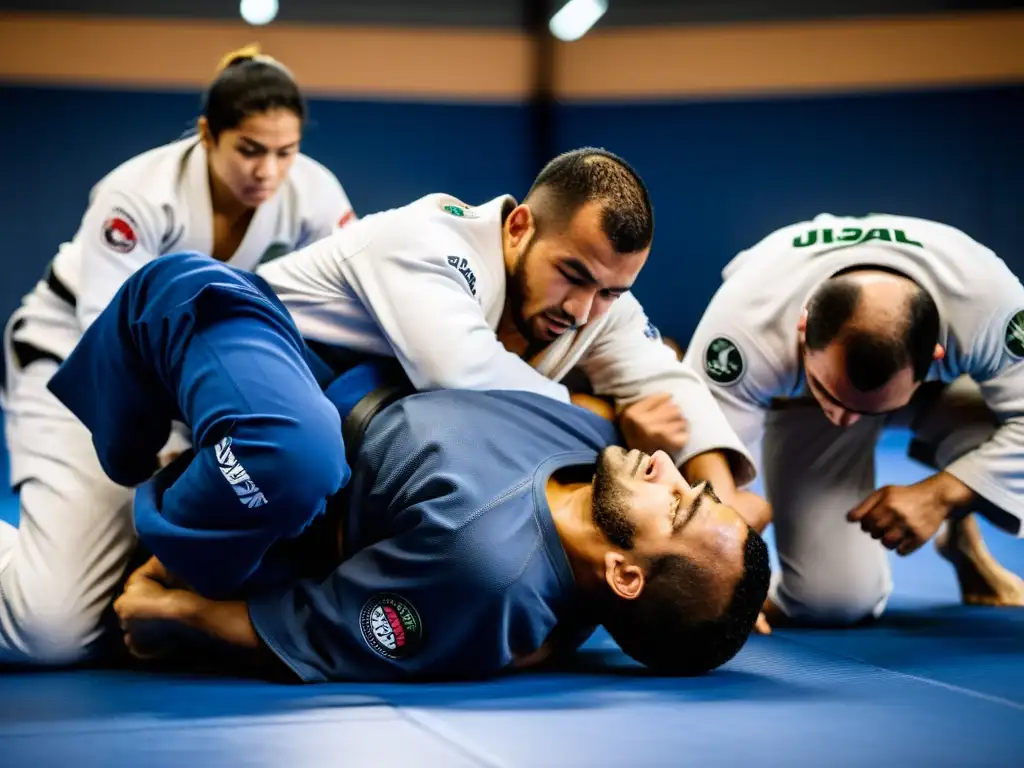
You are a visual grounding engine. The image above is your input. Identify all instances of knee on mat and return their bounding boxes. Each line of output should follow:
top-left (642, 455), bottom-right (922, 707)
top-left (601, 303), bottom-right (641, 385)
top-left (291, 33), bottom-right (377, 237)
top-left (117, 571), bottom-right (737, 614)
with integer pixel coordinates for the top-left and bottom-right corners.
top-left (775, 579), bottom-right (891, 627)
top-left (8, 599), bottom-right (103, 665)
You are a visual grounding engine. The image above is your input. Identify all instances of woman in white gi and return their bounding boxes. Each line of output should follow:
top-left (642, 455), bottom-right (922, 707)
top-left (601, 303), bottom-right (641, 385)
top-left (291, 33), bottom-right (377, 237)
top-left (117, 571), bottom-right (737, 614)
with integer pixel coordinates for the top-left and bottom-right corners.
top-left (0, 45), bottom-right (356, 665)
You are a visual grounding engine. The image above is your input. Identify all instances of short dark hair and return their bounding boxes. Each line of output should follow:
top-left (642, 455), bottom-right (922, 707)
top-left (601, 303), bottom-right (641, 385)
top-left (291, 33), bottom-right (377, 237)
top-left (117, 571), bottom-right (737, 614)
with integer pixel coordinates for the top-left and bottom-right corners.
top-left (524, 147), bottom-right (654, 254)
top-left (601, 527), bottom-right (771, 676)
top-left (805, 275), bottom-right (939, 390)
top-left (202, 49), bottom-right (307, 140)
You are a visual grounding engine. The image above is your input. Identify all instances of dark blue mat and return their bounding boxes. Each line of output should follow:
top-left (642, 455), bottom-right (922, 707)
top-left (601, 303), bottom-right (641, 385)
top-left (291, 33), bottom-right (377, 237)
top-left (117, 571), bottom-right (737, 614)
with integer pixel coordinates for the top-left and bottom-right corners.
top-left (0, 428), bottom-right (1021, 766)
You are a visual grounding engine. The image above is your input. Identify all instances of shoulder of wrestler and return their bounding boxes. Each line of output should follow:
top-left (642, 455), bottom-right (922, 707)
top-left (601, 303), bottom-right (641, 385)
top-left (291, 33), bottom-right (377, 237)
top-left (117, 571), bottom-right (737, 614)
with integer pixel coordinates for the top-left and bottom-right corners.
top-left (281, 153), bottom-right (354, 219)
top-left (83, 139), bottom-right (192, 244)
top-left (339, 193), bottom-right (467, 258)
top-left (719, 214), bottom-right (830, 281)
top-left (686, 320), bottom-right (791, 406)
top-left (387, 193), bottom-right (501, 297)
top-left (84, 192), bottom-right (167, 255)
top-left (389, 479), bottom-right (546, 590)
top-left (92, 137), bottom-right (193, 204)
top-left (896, 218), bottom-right (1024, 374)
top-left (953, 268), bottom-right (1024, 378)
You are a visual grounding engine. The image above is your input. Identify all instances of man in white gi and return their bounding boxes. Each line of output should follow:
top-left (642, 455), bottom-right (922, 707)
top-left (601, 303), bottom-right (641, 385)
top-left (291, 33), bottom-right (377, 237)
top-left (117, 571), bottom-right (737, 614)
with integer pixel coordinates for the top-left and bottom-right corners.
top-left (683, 212), bottom-right (1024, 630)
top-left (259, 147), bottom-right (767, 533)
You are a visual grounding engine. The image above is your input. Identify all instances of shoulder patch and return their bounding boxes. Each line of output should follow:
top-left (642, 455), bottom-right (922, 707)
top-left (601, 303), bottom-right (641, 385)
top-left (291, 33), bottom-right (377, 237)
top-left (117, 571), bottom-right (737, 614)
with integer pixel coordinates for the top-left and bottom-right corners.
top-left (704, 336), bottom-right (745, 385)
top-left (447, 255), bottom-right (478, 296)
top-left (338, 210), bottom-right (356, 229)
top-left (102, 207), bottom-right (140, 254)
top-left (440, 196), bottom-right (478, 219)
top-left (360, 593), bottom-right (423, 661)
top-left (1005, 309), bottom-right (1024, 359)
top-left (643, 318), bottom-right (661, 340)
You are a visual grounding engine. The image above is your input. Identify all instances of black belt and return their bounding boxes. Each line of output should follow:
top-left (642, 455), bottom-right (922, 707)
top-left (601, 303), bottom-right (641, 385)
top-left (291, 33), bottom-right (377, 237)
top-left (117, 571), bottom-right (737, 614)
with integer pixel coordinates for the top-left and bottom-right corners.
top-left (5, 263), bottom-right (76, 378)
top-left (46, 262), bottom-right (77, 308)
top-left (340, 376), bottom-right (414, 464)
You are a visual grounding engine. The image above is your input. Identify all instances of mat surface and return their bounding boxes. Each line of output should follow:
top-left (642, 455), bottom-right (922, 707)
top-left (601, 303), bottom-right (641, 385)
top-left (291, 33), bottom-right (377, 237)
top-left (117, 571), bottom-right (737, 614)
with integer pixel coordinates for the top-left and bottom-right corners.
top-left (0, 428), bottom-right (1021, 766)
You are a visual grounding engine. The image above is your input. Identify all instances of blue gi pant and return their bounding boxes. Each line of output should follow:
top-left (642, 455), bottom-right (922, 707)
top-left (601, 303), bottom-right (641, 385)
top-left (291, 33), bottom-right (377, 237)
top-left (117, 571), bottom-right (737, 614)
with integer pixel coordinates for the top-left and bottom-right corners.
top-left (48, 253), bottom-right (350, 599)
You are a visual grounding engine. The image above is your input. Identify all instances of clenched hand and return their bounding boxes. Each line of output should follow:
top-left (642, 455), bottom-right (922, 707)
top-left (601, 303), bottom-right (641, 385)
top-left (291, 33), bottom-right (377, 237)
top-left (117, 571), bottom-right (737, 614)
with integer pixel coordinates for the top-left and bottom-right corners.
top-left (618, 393), bottom-right (690, 457)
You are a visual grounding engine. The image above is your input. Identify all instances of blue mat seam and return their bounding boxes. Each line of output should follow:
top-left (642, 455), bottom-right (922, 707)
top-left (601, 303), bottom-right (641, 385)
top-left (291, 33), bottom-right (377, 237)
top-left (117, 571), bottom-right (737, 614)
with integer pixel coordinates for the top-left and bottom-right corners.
top-left (395, 707), bottom-right (505, 768)
top-left (777, 634), bottom-right (1024, 713)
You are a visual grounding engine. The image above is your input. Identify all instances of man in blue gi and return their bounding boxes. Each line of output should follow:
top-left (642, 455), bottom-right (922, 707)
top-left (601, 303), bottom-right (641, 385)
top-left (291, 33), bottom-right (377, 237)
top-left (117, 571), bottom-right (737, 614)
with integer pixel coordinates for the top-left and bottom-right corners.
top-left (48, 254), bottom-right (770, 681)
top-left (113, 384), bottom-right (770, 682)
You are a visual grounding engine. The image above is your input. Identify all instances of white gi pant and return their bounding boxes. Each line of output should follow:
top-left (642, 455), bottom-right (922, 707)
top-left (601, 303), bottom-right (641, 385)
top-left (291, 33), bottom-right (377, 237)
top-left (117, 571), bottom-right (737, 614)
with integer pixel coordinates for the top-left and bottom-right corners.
top-left (0, 308), bottom-right (191, 665)
top-left (0, 351), bottom-right (134, 664)
top-left (764, 376), bottom-right (1010, 625)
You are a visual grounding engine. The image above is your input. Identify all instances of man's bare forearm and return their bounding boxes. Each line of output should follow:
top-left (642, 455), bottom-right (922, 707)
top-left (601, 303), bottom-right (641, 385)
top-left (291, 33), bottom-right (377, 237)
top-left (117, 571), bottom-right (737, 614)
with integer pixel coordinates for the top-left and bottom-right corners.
top-left (683, 449), bottom-right (772, 531)
top-left (682, 450), bottom-right (739, 499)
top-left (178, 592), bottom-right (261, 650)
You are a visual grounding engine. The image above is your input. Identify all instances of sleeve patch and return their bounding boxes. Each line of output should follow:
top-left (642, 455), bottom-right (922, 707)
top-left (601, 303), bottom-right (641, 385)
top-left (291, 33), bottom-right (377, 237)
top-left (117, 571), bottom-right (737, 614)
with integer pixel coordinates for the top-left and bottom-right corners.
top-left (1005, 309), bottom-right (1024, 359)
top-left (704, 336), bottom-right (746, 385)
top-left (360, 593), bottom-right (424, 660)
top-left (101, 207), bottom-right (140, 253)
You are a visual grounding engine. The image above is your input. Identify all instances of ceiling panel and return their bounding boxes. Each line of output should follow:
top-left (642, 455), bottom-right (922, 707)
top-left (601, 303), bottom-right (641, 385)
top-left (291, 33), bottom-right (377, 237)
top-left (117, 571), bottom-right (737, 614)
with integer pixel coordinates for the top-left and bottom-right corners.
top-left (0, 0), bottom-right (1020, 28)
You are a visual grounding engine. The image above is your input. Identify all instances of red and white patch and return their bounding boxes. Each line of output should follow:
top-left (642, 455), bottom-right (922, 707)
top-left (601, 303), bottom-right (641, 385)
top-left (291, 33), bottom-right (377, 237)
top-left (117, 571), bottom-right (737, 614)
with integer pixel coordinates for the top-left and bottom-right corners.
top-left (359, 593), bottom-right (423, 660)
top-left (101, 208), bottom-right (139, 254)
top-left (337, 210), bottom-right (356, 229)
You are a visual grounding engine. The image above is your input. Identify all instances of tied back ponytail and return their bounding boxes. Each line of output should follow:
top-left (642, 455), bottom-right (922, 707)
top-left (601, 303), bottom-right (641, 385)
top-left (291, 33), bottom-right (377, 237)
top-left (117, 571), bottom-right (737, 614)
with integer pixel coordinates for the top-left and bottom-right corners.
top-left (202, 44), bottom-right (306, 139)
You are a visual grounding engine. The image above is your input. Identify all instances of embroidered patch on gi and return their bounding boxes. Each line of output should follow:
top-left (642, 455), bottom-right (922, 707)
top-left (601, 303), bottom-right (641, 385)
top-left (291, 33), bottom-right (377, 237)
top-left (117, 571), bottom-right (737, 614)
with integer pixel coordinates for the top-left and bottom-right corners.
top-left (643, 318), bottom-right (661, 340)
top-left (447, 255), bottom-right (478, 296)
top-left (215, 436), bottom-right (268, 508)
top-left (704, 336), bottom-right (745, 386)
top-left (102, 207), bottom-right (139, 253)
top-left (360, 593), bottom-right (423, 660)
top-left (440, 196), bottom-right (478, 219)
top-left (337, 210), bottom-right (356, 228)
top-left (1005, 309), bottom-right (1024, 359)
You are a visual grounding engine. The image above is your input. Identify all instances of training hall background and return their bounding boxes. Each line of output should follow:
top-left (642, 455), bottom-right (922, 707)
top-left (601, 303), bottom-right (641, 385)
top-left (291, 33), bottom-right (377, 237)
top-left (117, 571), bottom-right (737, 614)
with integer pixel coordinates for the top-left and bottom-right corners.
top-left (0, 0), bottom-right (1022, 359)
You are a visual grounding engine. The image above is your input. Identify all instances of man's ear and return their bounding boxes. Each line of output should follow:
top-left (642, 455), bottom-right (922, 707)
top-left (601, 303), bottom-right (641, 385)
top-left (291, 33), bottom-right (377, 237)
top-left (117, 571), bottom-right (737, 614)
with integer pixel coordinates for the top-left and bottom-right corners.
top-left (604, 551), bottom-right (645, 600)
top-left (797, 307), bottom-right (808, 334)
top-left (505, 204), bottom-right (534, 248)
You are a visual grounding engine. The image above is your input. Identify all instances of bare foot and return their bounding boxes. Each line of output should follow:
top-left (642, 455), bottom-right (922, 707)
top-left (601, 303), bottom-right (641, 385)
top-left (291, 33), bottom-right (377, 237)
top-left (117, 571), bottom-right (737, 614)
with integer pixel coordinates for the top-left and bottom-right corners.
top-left (935, 514), bottom-right (1024, 606)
